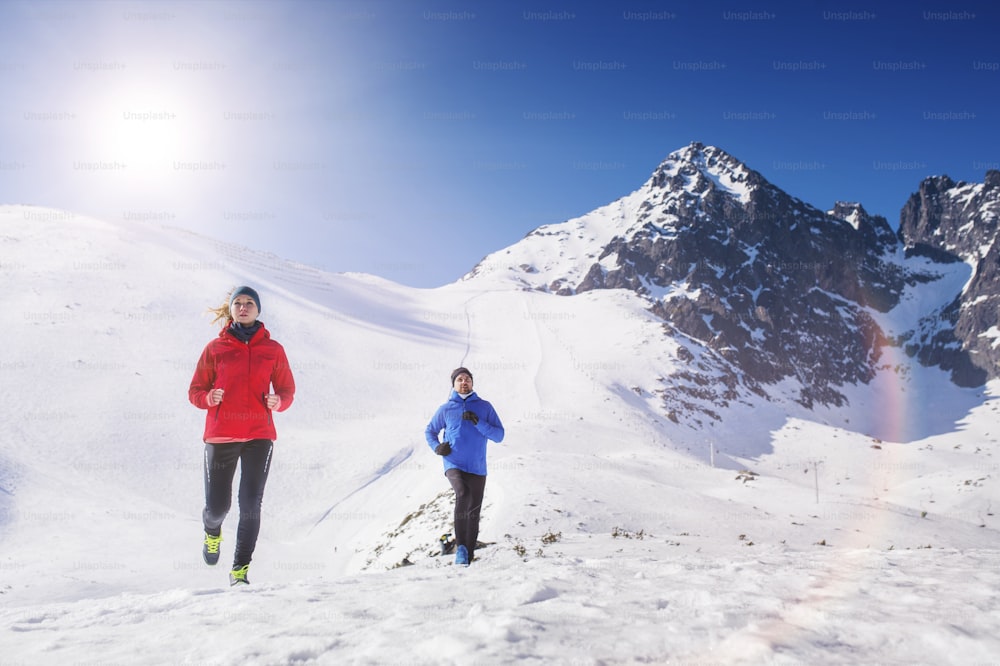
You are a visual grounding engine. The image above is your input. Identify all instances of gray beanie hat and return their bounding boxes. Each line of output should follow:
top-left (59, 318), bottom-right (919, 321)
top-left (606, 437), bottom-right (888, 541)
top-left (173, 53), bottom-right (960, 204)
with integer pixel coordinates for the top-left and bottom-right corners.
top-left (450, 367), bottom-right (473, 384)
top-left (230, 285), bottom-right (261, 313)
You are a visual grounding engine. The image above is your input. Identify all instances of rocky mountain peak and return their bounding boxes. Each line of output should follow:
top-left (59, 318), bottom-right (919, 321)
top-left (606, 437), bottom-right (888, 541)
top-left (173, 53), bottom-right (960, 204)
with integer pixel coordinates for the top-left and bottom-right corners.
top-left (649, 143), bottom-right (757, 194)
top-left (829, 201), bottom-right (868, 228)
top-left (643, 144), bottom-right (771, 225)
top-left (466, 144), bottom-right (1000, 420)
top-left (899, 173), bottom-right (1000, 259)
top-left (829, 201), bottom-right (897, 254)
top-left (896, 171), bottom-right (1000, 386)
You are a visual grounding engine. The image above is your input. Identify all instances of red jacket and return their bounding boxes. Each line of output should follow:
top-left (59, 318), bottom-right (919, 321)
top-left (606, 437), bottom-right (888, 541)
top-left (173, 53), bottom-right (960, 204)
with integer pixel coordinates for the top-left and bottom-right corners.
top-left (188, 323), bottom-right (295, 443)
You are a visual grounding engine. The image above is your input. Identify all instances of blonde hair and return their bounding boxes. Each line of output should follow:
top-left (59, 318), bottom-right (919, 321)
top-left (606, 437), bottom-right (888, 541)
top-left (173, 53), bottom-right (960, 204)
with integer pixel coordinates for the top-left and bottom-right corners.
top-left (208, 288), bottom-right (236, 327)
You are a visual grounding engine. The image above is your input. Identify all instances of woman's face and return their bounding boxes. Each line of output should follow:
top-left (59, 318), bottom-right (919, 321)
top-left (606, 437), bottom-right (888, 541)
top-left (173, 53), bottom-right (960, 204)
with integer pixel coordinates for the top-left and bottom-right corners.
top-left (230, 296), bottom-right (259, 325)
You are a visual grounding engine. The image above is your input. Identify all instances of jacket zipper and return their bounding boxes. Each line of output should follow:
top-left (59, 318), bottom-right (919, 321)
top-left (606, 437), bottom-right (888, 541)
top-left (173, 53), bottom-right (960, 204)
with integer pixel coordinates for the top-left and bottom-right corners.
top-left (247, 337), bottom-right (272, 426)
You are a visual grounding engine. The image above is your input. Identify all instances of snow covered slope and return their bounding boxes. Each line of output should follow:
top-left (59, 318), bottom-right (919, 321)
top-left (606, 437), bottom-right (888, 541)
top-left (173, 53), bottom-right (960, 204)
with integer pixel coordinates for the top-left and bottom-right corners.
top-left (1, 205), bottom-right (999, 664)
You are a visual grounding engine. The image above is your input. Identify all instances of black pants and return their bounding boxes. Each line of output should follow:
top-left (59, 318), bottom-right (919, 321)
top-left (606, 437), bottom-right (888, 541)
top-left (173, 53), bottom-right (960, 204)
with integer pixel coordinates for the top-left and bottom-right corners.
top-left (445, 468), bottom-right (487, 560)
top-left (203, 439), bottom-right (273, 568)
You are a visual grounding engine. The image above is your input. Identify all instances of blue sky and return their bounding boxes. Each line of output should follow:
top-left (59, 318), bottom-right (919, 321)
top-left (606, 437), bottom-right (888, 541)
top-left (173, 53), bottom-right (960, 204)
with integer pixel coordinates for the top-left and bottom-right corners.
top-left (0, 0), bottom-right (997, 287)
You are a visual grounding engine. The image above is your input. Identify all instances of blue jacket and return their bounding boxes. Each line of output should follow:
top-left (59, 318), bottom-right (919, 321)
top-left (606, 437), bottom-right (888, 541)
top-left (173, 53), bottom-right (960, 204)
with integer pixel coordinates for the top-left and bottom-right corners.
top-left (425, 391), bottom-right (505, 475)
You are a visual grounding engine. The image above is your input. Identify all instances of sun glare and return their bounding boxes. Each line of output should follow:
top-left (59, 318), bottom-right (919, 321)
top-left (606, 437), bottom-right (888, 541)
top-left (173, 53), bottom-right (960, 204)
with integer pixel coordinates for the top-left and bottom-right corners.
top-left (64, 71), bottom-right (225, 213)
top-left (88, 83), bottom-right (202, 177)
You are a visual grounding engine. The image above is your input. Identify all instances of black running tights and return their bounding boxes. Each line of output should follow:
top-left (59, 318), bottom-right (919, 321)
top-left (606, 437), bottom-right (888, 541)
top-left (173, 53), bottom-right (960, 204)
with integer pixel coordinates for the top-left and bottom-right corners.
top-left (203, 440), bottom-right (273, 568)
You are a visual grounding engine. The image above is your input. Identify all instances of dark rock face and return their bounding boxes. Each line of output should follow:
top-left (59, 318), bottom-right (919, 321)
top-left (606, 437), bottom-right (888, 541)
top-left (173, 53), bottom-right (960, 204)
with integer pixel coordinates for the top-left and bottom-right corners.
top-left (897, 171), bottom-right (1000, 386)
top-left (574, 143), bottom-right (910, 408)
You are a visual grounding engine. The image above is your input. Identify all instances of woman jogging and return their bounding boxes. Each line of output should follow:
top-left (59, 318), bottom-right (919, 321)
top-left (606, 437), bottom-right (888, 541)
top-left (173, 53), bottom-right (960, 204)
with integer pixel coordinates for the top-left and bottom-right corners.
top-left (424, 367), bottom-right (505, 566)
top-left (188, 285), bottom-right (295, 585)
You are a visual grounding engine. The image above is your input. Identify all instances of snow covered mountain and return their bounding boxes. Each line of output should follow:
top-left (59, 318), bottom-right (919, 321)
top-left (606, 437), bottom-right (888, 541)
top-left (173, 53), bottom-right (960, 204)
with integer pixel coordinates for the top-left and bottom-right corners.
top-left (1, 159), bottom-right (999, 665)
top-left (898, 170), bottom-right (1000, 386)
top-left (466, 142), bottom-right (1000, 422)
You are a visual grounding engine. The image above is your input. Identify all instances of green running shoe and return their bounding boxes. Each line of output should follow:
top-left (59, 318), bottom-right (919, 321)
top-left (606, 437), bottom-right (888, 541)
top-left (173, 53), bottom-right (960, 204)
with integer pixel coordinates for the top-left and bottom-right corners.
top-left (229, 564), bottom-right (250, 586)
top-left (203, 533), bottom-right (223, 566)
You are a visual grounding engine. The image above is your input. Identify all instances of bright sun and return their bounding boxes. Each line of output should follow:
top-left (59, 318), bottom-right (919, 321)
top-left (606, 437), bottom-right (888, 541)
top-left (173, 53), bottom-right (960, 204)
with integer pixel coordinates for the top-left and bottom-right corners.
top-left (71, 74), bottom-right (220, 199)
top-left (96, 85), bottom-right (200, 174)
top-left (68, 74), bottom-right (223, 212)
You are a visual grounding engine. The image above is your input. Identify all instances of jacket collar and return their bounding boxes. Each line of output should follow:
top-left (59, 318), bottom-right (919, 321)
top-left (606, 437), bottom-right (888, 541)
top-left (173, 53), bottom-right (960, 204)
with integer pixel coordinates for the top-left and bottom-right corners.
top-left (220, 320), bottom-right (268, 343)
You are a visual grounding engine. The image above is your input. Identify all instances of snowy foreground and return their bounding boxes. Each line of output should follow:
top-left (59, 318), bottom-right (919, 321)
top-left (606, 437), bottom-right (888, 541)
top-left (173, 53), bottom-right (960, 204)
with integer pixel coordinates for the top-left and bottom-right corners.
top-left (2, 206), bottom-right (999, 664)
top-left (5, 539), bottom-right (1000, 665)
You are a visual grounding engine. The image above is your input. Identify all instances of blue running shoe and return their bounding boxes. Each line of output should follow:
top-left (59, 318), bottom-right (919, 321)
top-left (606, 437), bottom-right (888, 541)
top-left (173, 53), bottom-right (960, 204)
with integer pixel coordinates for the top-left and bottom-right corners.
top-left (455, 545), bottom-right (469, 566)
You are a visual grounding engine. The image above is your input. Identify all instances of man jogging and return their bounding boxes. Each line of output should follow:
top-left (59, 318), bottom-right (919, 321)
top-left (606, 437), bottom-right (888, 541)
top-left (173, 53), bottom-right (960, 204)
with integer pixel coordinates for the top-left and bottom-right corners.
top-left (424, 367), bottom-right (505, 566)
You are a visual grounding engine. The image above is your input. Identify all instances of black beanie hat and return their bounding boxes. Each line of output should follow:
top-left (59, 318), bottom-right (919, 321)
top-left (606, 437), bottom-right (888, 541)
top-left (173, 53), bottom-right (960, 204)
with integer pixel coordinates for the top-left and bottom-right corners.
top-left (230, 285), bottom-right (261, 313)
top-left (450, 367), bottom-right (473, 384)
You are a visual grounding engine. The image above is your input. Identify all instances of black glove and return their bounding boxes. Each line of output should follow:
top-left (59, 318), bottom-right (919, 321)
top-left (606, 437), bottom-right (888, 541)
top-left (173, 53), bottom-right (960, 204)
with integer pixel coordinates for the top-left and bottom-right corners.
top-left (462, 411), bottom-right (479, 426)
top-left (435, 442), bottom-right (452, 456)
